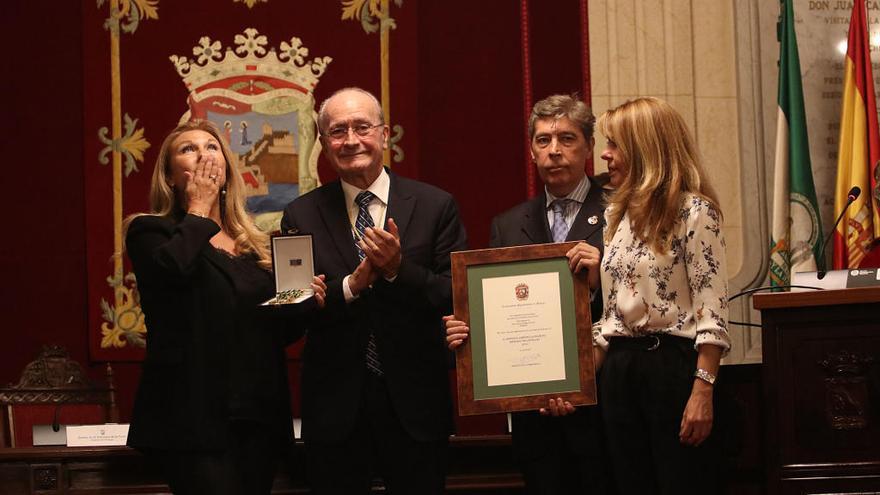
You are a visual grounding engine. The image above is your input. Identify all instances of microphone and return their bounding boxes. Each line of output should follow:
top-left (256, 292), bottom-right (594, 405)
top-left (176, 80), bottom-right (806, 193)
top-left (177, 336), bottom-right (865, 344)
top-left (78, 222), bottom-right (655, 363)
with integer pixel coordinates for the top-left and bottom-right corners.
top-left (848, 186), bottom-right (862, 202)
top-left (817, 186), bottom-right (860, 279)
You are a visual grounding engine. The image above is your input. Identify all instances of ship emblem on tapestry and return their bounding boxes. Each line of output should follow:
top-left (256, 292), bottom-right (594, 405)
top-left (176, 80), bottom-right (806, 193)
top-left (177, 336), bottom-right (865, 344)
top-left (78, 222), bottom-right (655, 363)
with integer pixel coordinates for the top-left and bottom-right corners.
top-left (170, 28), bottom-right (332, 231)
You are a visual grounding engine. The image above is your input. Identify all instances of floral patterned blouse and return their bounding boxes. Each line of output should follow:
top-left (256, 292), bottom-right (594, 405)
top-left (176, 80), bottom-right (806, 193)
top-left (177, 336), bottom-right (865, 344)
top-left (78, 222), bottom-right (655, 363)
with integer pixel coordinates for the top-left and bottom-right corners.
top-left (593, 194), bottom-right (730, 353)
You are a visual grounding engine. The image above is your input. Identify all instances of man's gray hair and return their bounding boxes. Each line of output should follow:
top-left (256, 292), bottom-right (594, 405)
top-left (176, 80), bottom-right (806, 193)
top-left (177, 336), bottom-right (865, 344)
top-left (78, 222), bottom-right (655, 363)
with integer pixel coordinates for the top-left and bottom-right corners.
top-left (317, 87), bottom-right (385, 132)
top-left (528, 94), bottom-right (595, 140)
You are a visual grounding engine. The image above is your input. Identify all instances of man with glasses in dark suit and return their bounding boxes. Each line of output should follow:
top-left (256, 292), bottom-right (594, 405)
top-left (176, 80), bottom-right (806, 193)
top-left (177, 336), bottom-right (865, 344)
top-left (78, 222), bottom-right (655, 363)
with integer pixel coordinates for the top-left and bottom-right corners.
top-left (282, 87), bottom-right (467, 494)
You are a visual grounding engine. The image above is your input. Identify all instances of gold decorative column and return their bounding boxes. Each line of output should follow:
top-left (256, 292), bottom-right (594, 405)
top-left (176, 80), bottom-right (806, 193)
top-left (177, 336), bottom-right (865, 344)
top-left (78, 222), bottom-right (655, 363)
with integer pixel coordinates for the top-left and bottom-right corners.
top-left (95, 0), bottom-right (156, 348)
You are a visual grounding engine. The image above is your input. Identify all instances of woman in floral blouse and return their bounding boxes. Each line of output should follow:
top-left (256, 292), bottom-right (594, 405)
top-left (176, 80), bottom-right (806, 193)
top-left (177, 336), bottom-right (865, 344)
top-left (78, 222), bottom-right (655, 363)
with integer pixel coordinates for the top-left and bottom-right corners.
top-left (594, 97), bottom-right (729, 494)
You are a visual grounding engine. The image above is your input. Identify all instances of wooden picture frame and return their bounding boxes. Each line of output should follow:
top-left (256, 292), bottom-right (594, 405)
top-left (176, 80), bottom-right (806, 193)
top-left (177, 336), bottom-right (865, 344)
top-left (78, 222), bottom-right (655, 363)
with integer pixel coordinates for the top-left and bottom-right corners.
top-left (451, 242), bottom-right (596, 416)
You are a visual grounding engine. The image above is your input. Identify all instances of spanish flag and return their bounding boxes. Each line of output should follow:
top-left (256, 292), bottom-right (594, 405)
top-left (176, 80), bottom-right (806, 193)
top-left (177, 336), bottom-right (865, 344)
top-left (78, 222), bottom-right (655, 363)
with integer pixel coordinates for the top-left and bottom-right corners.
top-left (834, 0), bottom-right (880, 269)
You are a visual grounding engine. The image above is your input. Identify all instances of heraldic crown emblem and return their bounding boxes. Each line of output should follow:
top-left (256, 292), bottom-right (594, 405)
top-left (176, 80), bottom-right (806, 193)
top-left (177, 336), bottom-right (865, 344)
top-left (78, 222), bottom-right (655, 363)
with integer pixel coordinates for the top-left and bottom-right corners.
top-left (170, 28), bottom-right (331, 92)
top-left (168, 29), bottom-right (331, 229)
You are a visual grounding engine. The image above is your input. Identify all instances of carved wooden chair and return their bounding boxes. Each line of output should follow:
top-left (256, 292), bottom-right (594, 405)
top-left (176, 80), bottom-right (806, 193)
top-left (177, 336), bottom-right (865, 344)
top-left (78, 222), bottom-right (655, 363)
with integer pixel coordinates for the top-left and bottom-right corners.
top-left (0, 345), bottom-right (119, 447)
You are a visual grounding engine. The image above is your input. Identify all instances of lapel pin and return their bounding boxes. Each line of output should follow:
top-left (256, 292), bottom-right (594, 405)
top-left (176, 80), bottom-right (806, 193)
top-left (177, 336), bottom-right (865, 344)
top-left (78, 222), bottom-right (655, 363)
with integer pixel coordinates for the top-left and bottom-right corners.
top-left (588, 215), bottom-right (599, 225)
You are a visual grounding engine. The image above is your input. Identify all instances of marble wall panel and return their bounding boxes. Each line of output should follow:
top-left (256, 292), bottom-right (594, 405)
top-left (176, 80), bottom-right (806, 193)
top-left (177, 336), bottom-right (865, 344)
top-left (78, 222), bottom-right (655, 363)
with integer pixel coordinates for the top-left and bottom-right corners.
top-left (589, 0), bottom-right (743, 278)
top-left (590, 0), bottom-right (758, 363)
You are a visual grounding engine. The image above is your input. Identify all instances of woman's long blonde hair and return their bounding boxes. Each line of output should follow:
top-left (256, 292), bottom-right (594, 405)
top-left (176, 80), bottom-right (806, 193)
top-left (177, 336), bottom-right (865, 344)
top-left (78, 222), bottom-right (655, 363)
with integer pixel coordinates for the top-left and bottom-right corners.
top-left (125, 120), bottom-right (271, 269)
top-left (598, 97), bottom-right (721, 252)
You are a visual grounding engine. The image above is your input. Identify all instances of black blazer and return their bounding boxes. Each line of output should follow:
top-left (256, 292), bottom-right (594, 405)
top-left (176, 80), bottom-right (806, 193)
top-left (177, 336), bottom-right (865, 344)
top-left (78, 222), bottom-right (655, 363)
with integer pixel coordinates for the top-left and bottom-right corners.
top-left (125, 214), bottom-right (304, 450)
top-left (488, 177), bottom-right (606, 460)
top-left (280, 170), bottom-right (467, 444)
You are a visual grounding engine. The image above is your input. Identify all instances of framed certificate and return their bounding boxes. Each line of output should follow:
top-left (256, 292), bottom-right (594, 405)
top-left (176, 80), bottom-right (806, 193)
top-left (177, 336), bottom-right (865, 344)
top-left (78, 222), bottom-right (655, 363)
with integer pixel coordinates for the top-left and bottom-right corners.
top-left (451, 242), bottom-right (596, 415)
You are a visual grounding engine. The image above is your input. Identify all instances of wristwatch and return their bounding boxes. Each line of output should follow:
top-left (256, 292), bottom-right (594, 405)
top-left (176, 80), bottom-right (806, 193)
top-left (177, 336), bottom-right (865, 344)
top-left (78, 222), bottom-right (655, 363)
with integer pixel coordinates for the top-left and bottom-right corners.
top-left (694, 368), bottom-right (716, 385)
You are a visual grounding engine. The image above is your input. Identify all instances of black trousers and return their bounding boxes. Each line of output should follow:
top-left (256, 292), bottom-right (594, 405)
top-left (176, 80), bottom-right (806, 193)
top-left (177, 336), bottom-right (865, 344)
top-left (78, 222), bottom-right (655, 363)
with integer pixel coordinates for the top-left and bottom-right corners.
top-left (146, 420), bottom-right (284, 495)
top-left (513, 399), bottom-right (615, 494)
top-left (305, 373), bottom-right (448, 495)
top-left (600, 335), bottom-right (722, 495)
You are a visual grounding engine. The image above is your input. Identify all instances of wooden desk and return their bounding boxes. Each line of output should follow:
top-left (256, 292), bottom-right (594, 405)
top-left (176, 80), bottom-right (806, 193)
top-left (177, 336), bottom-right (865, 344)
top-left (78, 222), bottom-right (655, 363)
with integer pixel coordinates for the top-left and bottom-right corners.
top-left (0, 385), bottom-right (771, 493)
top-left (0, 436), bottom-right (524, 494)
top-left (0, 446), bottom-right (163, 494)
top-left (754, 287), bottom-right (880, 494)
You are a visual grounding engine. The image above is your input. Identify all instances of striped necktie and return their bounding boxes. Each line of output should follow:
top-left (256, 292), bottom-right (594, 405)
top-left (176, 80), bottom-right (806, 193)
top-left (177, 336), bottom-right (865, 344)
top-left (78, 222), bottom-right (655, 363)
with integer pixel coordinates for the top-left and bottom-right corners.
top-left (354, 190), bottom-right (376, 260)
top-left (354, 190), bottom-right (383, 376)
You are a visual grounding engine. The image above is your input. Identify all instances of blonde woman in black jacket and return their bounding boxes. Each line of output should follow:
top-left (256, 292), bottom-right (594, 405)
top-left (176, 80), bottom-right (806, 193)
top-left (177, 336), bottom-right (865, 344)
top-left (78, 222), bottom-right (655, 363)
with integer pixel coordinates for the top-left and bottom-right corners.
top-left (125, 120), bottom-right (325, 495)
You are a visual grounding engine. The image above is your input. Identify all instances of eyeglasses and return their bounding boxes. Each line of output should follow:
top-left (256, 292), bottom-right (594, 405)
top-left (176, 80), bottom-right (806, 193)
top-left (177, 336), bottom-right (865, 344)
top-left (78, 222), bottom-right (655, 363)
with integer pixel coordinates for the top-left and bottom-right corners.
top-left (323, 123), bottom-right (384, 142)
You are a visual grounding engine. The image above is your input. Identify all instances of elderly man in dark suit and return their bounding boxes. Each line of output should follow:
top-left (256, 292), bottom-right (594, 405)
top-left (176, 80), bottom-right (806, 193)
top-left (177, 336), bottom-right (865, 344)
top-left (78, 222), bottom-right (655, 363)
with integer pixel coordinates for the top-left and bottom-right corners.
top-left (446, 94), bottom-right (613, 495)
top-left (281, 87), bottom-right (467, 494)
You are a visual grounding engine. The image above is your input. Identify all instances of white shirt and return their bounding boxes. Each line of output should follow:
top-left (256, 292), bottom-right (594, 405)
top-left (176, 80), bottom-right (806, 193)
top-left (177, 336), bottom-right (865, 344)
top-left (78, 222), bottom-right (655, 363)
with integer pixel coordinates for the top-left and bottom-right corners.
top-left (341, 169), bottom-right (392, 301)
top-left (340, 168), bottom-right (391, 234)
top-left (545, 175), bottom-right (591, 234)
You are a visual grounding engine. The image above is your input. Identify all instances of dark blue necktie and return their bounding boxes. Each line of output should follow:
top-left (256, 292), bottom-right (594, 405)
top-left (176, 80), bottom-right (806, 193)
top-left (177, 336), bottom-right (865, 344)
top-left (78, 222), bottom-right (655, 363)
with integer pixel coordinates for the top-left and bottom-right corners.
top-left (354, 190), bottom-right (383, 376)
top-left (355, 191), bottom-right (376, 260)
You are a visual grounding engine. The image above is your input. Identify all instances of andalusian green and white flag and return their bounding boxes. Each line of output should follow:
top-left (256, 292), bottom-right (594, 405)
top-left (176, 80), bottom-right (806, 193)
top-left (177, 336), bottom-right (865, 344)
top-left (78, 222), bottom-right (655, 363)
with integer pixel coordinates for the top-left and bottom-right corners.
top-left (769, 0), bottom-right (824, 288)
